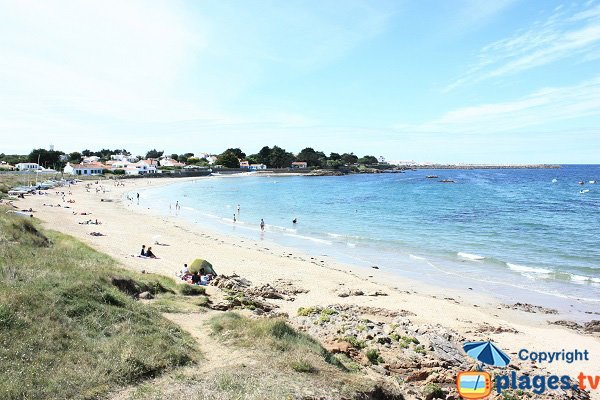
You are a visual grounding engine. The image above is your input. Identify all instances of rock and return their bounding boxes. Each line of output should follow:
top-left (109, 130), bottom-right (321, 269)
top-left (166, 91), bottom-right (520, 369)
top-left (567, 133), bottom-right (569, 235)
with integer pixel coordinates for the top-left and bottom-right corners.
top-left (366, 291), bottom-right (388, 297)
top-left (502, 302), bottom-right (558, 314)
top-left (548, 320), bottom-right (583, 331)
top-left (138, 291), bottom-right (153, 300)
top-left (211, 302), bottom-right (231, 311)
top-left (406, 370), bottom-right (430, 382)
top-left (370, 364), bottom-right (389, 375)
top-left (324, 341), bottom-right (352, 354)
top-left (584, 320), bottom-right (600, 333)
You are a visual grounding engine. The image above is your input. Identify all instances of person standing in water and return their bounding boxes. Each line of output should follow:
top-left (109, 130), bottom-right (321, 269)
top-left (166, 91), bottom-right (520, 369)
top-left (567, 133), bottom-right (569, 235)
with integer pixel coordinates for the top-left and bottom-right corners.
top-left (260, 219), bottom-right (265, 231)
top-left (237, 204), bottom-right (240, 214)
top-left (292, 218), bottom-right (297, 224)
top-left (233, 214), bottom-right (236, 223)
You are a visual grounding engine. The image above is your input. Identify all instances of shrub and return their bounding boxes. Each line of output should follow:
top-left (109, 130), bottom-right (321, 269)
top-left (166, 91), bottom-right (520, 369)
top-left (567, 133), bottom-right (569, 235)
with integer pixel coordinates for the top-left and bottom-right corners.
top-left (297, 306), bottom-right (319, 316)
top-left (366, 348), bottom-right (383, 365)
top-left (179, 284), bottom-right (206, 296)
top-left (290, 359), bottom-right (316, 373)
top-left (423, 383), bottom-right (445, 399)
top-left (343, 336), bottom-right (366, 350)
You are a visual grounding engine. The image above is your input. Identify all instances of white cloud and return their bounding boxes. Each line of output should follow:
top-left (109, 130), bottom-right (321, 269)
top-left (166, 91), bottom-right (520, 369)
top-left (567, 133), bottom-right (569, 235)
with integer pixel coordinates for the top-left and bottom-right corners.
top-left (407, 75), bottom-right (600, 134)
top-left (446, 2), bottom-right (600, 90)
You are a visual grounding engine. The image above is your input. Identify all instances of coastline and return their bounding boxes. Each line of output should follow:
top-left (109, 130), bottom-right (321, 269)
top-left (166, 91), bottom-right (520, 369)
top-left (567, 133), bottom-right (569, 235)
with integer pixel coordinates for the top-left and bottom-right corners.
top-left (16, 176), bottom-right (600, 379)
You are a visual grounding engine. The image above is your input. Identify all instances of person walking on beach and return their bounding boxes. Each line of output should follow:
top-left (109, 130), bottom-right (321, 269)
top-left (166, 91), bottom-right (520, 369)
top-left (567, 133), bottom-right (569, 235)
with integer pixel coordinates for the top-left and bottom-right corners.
top-left (175, 201), bottom-right (180, 210)
top-left (260, 218), bottom-right (265, 231)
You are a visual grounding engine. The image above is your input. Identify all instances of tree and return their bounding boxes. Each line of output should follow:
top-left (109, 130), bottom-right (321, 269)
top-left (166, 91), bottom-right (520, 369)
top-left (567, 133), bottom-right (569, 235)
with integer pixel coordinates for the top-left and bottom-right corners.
top-left (340, 153), bottom-right (358, 165)
top-left (358, 155), bottom-right (378, 165)
top-left (223, 148), bottom-right (246, 160)
top-left (145, 149), bottom-right (164, 159)
top-left (269, 146), bottom-right (295, 168)
top-left (69, 152), bottom-right (82, 163)
top-left (256, 146), bottom-right (271, 165)
top-left (216, 151), bottom-right (240, 168)
top-left (329, 152), bottom-right (341, 161)
top-left (28, 148), bottom-right (64, 169)
top-left (246, 154), bottom-right (259, 164)
top-left (170, 154), bottom-right (179, 161)
top-left (81, 149), bottom-right (92, 157)
top-left (296, 147), bottom-right (324, 167)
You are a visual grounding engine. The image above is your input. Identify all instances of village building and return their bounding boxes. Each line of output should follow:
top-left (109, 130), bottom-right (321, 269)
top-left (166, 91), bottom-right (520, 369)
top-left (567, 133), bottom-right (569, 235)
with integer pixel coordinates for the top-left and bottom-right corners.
top-left (63, 162), bottom-right (105, 176)
top-left (291, 161), bottom-right (308, 169)
top-left (15, 163), bottom-right (42, 171)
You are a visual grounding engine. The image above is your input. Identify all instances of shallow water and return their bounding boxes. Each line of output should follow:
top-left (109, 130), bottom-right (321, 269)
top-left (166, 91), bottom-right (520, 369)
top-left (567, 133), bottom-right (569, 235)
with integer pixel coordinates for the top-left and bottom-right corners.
top-left (140, 165), bottom-right (600, 316)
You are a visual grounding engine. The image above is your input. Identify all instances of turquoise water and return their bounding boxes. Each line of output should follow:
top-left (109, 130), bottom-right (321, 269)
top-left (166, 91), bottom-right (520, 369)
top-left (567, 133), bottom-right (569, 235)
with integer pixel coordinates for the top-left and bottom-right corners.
top-left (139, 165), bottom-right (600, 315)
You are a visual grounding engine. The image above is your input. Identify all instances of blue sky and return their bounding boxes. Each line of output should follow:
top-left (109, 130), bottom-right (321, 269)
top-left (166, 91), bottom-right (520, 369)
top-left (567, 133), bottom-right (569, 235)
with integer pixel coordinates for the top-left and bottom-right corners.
top-left (1, 0), bottom-right (599, 163)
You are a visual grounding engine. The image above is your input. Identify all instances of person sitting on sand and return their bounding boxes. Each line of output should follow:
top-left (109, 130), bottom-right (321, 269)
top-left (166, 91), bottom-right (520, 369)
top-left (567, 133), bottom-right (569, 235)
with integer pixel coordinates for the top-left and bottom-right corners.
top-left (191, 271), bottom-right (201, 285)
top-left (145, 247), bottom-right (157, 258)
top-left (140, 245), bottom-right (146, 256)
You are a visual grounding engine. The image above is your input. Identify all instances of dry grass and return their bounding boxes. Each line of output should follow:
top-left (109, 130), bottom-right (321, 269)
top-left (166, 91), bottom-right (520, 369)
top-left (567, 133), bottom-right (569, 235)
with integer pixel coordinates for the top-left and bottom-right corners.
top-left (0, 209), bottom-right (198, 399)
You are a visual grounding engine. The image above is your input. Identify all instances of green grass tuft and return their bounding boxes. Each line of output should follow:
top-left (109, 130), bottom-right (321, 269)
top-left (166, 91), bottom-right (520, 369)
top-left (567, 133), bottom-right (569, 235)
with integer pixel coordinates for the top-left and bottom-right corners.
top-left (179, 284), bottom-right (206, 296)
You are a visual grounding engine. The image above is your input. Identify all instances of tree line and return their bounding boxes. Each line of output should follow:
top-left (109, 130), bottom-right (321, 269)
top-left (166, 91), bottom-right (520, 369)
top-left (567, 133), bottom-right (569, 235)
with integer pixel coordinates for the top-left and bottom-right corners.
top-left (0, 146), bottom-right (380, 170)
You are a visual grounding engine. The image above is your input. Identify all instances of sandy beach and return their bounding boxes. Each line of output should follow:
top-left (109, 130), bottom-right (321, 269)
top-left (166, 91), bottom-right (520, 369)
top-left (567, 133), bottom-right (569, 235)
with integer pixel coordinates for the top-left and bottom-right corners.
top-left (16, 176), bottom-right (600, 380)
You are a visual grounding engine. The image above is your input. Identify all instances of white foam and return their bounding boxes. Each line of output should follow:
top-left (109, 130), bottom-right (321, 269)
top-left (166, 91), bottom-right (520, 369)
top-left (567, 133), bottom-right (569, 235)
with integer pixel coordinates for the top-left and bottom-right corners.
top-left (506, 263), bottom-right (552, 274)
top-left (283, 232), bottom-right (332, 245)
top-left (409, 254), bottom-right (426, 260)
top-left (457, 252), bottom-right (485, 261)
top-left (327, 232), bottom-right (343, 238)
top-left (571, 274), bottom-right (590, 282)
top-left (346, 242), bottom-right (356, 248)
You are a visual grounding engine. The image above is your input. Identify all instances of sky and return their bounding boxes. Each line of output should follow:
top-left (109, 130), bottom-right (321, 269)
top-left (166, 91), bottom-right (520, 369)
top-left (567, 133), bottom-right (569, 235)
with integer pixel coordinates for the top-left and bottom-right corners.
top-left (0, 0), bottom-right (599, 163)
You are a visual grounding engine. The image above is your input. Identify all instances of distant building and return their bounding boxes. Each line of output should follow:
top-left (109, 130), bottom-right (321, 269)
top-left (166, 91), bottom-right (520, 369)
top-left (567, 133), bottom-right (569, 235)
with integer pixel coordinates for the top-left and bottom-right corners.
top-left (239, 160), bottom-right (250, 169)
top-left (111, 153), bottom-right (138, 163)
top-left (250, 164), bottom-right (267, 171)
top-left (59, 154), bottom-right (69, 162)
top-left (15, 163), bottom-right (42, 171)
top-left (291, 161), bottom-right (308, 169)
top-left (378, 156), bottom-right (388, 164)
top-left (124, 160), bottom-right (157, 175)
top-left (82, 156), bottom-right (101, 163)
top-left (63, 162), bottom-right (105, 176)
top-left (159, 157), bottom-right (185, 167)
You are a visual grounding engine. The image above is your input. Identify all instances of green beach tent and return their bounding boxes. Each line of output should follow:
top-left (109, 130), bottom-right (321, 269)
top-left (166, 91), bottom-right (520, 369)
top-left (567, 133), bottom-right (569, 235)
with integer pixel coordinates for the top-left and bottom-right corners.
top-left (189, 258), bottom-right (217, 275)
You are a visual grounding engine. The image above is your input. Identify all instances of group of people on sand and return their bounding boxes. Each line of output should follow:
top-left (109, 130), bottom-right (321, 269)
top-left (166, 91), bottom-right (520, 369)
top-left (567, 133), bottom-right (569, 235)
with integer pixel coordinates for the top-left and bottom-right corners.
top-left (140, 245), bottom-right (157, 258)
top-left (176, 263), bottom-right (215, 286)
top-left (79, 219), bottom-right (101, 225)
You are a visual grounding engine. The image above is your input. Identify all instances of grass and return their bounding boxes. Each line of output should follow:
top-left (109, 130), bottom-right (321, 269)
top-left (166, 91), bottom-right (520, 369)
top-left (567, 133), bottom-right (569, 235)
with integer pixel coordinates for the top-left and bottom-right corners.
top-left (423, 383), bottom-right (445, 399)
top-left (150, 293), bottom-right (210, 313)
top-left (179, 284), bottom-right (206, 296)
top-left (366, 348), bottom-right (384, 365)
top-left (208, 312), bottom-right (343, 370)
top-left (0, 209), bottom-right (197, 399)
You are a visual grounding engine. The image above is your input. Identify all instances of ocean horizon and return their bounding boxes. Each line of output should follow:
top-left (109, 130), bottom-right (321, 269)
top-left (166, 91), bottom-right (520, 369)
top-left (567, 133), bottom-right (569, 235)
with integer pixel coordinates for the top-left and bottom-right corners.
top-left (138, 165), bottom-right (600, 317)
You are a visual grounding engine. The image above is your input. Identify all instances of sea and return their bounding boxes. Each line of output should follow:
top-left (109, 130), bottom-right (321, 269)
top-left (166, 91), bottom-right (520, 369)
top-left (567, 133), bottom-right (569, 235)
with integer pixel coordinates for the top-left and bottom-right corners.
top-left (138, 165), bottom-right (600, 317)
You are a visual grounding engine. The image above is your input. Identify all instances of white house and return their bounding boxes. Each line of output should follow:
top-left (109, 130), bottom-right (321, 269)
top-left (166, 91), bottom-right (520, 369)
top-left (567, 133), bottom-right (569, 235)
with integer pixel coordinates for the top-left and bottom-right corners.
top-left (63, 162), bottom-right (105, 176)
top-left (239, 160), bottom-right (250, 168)
top-left (110, 153), bottom-right (138, 162)
top-left (159, 157), bottom-right (185, 167)
top-left (15, 163), bottom-right (42, 171)
top-left (124, 160), bottom-right (157, 175)
top-left (291, 161), bottom-right (308, 169)
top-left (249, 164), bottom-right (267, 171)
top-left (82, 156), bottom-right (101, 163)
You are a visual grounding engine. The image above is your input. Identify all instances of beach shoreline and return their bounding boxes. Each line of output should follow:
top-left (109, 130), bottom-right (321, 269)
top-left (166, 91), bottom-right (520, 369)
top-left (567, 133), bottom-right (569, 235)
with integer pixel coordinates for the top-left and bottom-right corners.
top-left (15, 175), bottom-right (600, 380)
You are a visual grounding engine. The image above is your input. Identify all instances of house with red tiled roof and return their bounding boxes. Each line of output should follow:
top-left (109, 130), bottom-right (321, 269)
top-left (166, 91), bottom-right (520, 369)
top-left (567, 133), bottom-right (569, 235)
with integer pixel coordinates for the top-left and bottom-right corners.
top-left (64, 162), bottom-right (106, 176)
